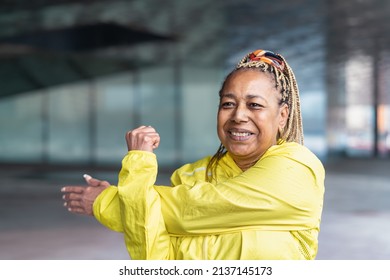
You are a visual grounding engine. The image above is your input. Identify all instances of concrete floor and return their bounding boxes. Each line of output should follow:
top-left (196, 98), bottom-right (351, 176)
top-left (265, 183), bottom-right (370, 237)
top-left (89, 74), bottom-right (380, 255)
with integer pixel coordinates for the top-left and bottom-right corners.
top-left (1, 157), bottom-right (390, 260)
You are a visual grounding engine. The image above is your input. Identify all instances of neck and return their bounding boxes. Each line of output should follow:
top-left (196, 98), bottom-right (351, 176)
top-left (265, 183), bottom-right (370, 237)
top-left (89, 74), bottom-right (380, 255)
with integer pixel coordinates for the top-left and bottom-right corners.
top-left (232, 155), bottom-right (261, 171)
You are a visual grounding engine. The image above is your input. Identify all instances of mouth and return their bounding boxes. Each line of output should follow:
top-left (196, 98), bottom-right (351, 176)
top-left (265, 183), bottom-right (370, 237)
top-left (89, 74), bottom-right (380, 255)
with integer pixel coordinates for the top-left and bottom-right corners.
top-left (228, 129), bottom-right (254, 141)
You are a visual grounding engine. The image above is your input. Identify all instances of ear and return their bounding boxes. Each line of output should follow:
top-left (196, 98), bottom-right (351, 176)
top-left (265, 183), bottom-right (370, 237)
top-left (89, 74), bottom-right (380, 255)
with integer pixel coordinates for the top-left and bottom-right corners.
top-left (278, 103), bottom-right (289, 132)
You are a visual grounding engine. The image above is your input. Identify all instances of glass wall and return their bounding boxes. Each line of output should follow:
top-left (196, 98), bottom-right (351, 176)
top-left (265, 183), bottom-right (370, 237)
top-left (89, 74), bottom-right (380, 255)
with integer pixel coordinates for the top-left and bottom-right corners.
top-left (326, 0), bottom-right (390, 158)
top-left (377, 51), bottom-right (390, 156)
top-left (0, 66), bottom-right (223, 167)
top-left (344, 53), bottom-right (374, 156)
top-left (181, 66), bottom-right (221, 163)
top-left (2, 0), bottom-right (390, 169)
top-left (47, 83), bottom-right (90, 163)
top-left (95, 73), bottom-right (136, 164)
top-left (0, 92), bottom-right (43, 162)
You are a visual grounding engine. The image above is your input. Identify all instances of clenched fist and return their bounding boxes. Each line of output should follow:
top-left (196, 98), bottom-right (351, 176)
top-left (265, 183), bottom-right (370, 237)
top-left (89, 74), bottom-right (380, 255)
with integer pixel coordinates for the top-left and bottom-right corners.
top-left (125, 125), bottom-right (160, 152)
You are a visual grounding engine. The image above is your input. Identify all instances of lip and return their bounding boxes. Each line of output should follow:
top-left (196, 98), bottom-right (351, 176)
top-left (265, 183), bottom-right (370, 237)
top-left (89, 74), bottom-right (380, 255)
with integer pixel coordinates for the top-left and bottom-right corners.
top-left (227, 128), bottom-right (255, 141)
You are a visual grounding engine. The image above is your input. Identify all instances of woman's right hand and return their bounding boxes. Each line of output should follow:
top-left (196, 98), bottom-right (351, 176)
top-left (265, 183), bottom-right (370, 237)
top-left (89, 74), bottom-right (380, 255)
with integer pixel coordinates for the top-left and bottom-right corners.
top-left (125, 125), bottom-right (160, 152)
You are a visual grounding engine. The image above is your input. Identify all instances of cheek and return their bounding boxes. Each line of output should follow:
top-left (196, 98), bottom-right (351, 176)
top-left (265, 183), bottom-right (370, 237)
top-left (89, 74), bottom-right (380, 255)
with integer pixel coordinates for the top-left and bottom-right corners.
top-left (253, 112), bottom-right (269, 127)
top-left (254, 112), bottom-right (279, 133)
top-left (217, 111), bottom-right (231, 142)
top-left (216, 113), bottom-right (224, 135)
top-left (217, 111), bottom-right (226, 128)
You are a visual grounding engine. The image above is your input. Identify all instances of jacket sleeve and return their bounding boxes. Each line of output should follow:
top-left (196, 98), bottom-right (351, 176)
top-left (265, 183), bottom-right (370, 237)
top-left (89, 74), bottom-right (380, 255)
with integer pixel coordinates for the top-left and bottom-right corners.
top-left (156, 153), bottom-right (325, 235)
top-left (93, 186), bottom-right (123, 232)
top-left (117, 150), bottom-right (171, 260)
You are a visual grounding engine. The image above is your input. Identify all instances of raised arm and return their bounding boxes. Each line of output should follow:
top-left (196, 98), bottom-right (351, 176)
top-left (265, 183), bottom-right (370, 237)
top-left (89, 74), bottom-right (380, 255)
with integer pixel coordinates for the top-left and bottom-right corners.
top-left (116, 126), bottom-right (171, 260)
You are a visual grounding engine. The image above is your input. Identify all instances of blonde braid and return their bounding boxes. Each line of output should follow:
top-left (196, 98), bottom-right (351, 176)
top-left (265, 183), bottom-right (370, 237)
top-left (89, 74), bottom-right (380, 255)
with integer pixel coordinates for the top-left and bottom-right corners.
top-left (281, 58), bottom-right (304, 145)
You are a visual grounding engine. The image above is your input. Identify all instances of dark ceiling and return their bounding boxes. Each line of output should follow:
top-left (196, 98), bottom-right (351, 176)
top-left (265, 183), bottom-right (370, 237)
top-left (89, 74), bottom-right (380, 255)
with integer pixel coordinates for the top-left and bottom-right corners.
top-left (0, 21), bottom-right (173, 98)
top-left (0, 0), bottom-right (389, 99)
top-left (0, 0), bottom-right (178, 98)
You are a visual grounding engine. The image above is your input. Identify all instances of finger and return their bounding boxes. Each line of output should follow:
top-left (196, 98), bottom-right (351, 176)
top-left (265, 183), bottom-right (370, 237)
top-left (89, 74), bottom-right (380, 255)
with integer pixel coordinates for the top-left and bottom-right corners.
top-left (152, 133), bottom-right (160, 148)
top-left (151, 136), bottom-right (160, 148)
top-left (99, 180), bottom-right (110, 188)
top-left (128, 126), bottom-right (156, 135)
top-left (143, 125), bottom-right (154, 129)
top-left (141, 126), bottom-right (156, 133)
top-left (144, 133), bottom-right (160, 149)
top-left (133, 133), bottom-right (159, 152)
top-left (126, 126), bottom-right (147, 136)
top-left (137, 125), bottom-right (152, 130)
top-left (66, 206), bottom-right (86, 215)
top-left (72, 208), bottom-right (87, 214)
top-left (83, 174), bottom-right (101, 187)
top-left (61, 186), bottom-right (85, 194)
top-left (62, 192), bottom-right (83, 201)
top-left (142, 133), bottom-right (159, 142)
top-left (66, 200), bottom-right (83, 208)
top-left (83, 174), bottom-right (92, 181)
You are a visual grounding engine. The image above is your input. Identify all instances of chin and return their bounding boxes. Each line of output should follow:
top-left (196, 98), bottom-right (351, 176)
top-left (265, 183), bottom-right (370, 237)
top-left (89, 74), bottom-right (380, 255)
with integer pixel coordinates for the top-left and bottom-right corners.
top-left (227, 147), bottom-right (252, 158)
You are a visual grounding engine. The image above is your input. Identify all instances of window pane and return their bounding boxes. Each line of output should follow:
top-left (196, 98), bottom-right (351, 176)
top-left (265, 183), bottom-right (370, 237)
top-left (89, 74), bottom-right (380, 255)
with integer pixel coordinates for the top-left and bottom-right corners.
top-left (95, 73), bottom-right (135, 164)
top-left (48, 84), bottom-right (89, 163)
top-left (182, 66), bottom-right (221, 162)
top-left (0, 92), bottom-right (43, 162)
top-left (139, 67), bottom-right (176, 165)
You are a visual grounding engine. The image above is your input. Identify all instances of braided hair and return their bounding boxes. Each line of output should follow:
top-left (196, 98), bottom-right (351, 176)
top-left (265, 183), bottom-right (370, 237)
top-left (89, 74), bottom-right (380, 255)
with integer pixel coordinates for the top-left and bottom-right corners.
top-left (206, 50), bottom-right (304, 182)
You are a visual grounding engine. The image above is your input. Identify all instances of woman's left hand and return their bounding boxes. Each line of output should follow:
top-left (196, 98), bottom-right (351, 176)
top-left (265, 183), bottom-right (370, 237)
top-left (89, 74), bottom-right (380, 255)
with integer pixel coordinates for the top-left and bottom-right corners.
top-left (61, 174), bottom-right (109, 216)
top-left (125, 125), bottom-right (160, 152)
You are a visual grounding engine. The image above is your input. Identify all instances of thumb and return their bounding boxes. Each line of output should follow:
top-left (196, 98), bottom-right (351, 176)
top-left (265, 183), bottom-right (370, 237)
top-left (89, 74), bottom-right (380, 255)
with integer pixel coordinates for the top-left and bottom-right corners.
top-left (83, 174), bottom-right (100, 187)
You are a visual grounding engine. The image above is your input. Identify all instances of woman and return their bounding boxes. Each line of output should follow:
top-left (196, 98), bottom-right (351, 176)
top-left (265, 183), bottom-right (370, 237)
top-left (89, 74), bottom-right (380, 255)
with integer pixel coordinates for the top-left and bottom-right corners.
top-left (62, 49), bottom-right (325, 260)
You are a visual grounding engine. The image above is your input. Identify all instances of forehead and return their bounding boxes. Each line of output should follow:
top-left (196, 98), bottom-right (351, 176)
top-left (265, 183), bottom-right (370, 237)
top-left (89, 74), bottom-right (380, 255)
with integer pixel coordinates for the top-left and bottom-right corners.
top-left (221, 69), bottom-right (278, 97)
top-left (230, 68), bottom-right (273, 79)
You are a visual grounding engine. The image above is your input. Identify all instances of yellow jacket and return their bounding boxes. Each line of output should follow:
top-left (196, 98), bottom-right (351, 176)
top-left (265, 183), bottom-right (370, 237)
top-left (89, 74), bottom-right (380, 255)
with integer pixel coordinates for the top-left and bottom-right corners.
top-left (93, 141), bottom-right (325, 260)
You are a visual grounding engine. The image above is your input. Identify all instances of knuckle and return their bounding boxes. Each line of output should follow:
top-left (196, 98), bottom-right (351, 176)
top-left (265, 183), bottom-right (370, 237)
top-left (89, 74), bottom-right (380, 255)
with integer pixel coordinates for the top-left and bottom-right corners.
top-left (126, 130), bottom-right (134, 138)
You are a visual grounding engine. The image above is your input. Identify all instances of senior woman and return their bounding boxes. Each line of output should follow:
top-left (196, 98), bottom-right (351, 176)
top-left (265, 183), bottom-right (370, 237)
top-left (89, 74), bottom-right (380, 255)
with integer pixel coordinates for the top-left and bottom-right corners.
top-left (62, 49), bottom-right (325, 260)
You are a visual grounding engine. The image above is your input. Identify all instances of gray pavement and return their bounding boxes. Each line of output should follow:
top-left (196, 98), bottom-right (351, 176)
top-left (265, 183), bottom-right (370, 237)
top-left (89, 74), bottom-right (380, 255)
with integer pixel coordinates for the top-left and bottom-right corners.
top-left (0, 158), bottom-right (389, 260)
top-left (317, 158), bottom-right (390, 259)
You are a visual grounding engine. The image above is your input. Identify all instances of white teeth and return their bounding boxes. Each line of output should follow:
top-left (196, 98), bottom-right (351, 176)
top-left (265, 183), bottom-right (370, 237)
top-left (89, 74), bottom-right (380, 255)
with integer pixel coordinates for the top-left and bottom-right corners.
top-left (231, 132), bottom-right (251, 137)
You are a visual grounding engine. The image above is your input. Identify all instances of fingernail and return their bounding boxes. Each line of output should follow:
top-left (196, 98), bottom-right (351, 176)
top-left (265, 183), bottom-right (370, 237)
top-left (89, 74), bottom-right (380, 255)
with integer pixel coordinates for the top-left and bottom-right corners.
top-left (62, 195), bottom-right (65, 200)
top-left (61, 187), bottom-right (65, 192)
top-left (83, 174), bottom-right (92, 180)
top-left (63, 202), bottom-right (67, 207)
top-left (68, 208), bottom-right (72, 212)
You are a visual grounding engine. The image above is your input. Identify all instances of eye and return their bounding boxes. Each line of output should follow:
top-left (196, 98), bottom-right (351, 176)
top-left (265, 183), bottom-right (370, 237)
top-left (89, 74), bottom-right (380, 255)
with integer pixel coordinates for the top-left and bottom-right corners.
top-left (249, 103), bottom-right (264, 109)
top-left (220, 101), bottom-right (235, 109)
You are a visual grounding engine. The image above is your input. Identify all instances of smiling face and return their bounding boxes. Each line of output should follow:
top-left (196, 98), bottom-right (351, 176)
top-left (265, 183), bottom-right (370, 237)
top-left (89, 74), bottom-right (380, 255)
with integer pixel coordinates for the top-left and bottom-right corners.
top-left (217, 69), bottom-right (289, 169)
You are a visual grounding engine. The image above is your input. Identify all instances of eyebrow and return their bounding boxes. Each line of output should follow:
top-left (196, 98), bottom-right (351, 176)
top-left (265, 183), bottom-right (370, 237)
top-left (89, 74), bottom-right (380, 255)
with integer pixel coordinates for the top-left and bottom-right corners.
top-left (221, 93), bottom-right (267, 101)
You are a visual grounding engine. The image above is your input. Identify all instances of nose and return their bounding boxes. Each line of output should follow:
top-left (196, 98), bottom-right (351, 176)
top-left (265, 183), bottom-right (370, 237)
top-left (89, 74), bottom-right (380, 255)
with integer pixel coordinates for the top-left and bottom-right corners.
top-left (231, 105), bottom-right (249, 123)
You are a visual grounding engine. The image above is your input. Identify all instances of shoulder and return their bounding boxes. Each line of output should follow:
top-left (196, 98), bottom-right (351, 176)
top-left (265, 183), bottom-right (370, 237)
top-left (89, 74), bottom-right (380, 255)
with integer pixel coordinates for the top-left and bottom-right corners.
top-left (265, 141), bottom-right (323, 166)
top-left (170, 156), bottom-right (212, 186)
top-left (261, 141), bottom-right (325, 182)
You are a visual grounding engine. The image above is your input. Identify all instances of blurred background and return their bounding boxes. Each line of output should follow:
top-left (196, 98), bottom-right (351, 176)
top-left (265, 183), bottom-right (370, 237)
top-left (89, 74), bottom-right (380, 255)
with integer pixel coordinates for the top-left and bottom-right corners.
top-left (0, 0), bottom-right (389, 259)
